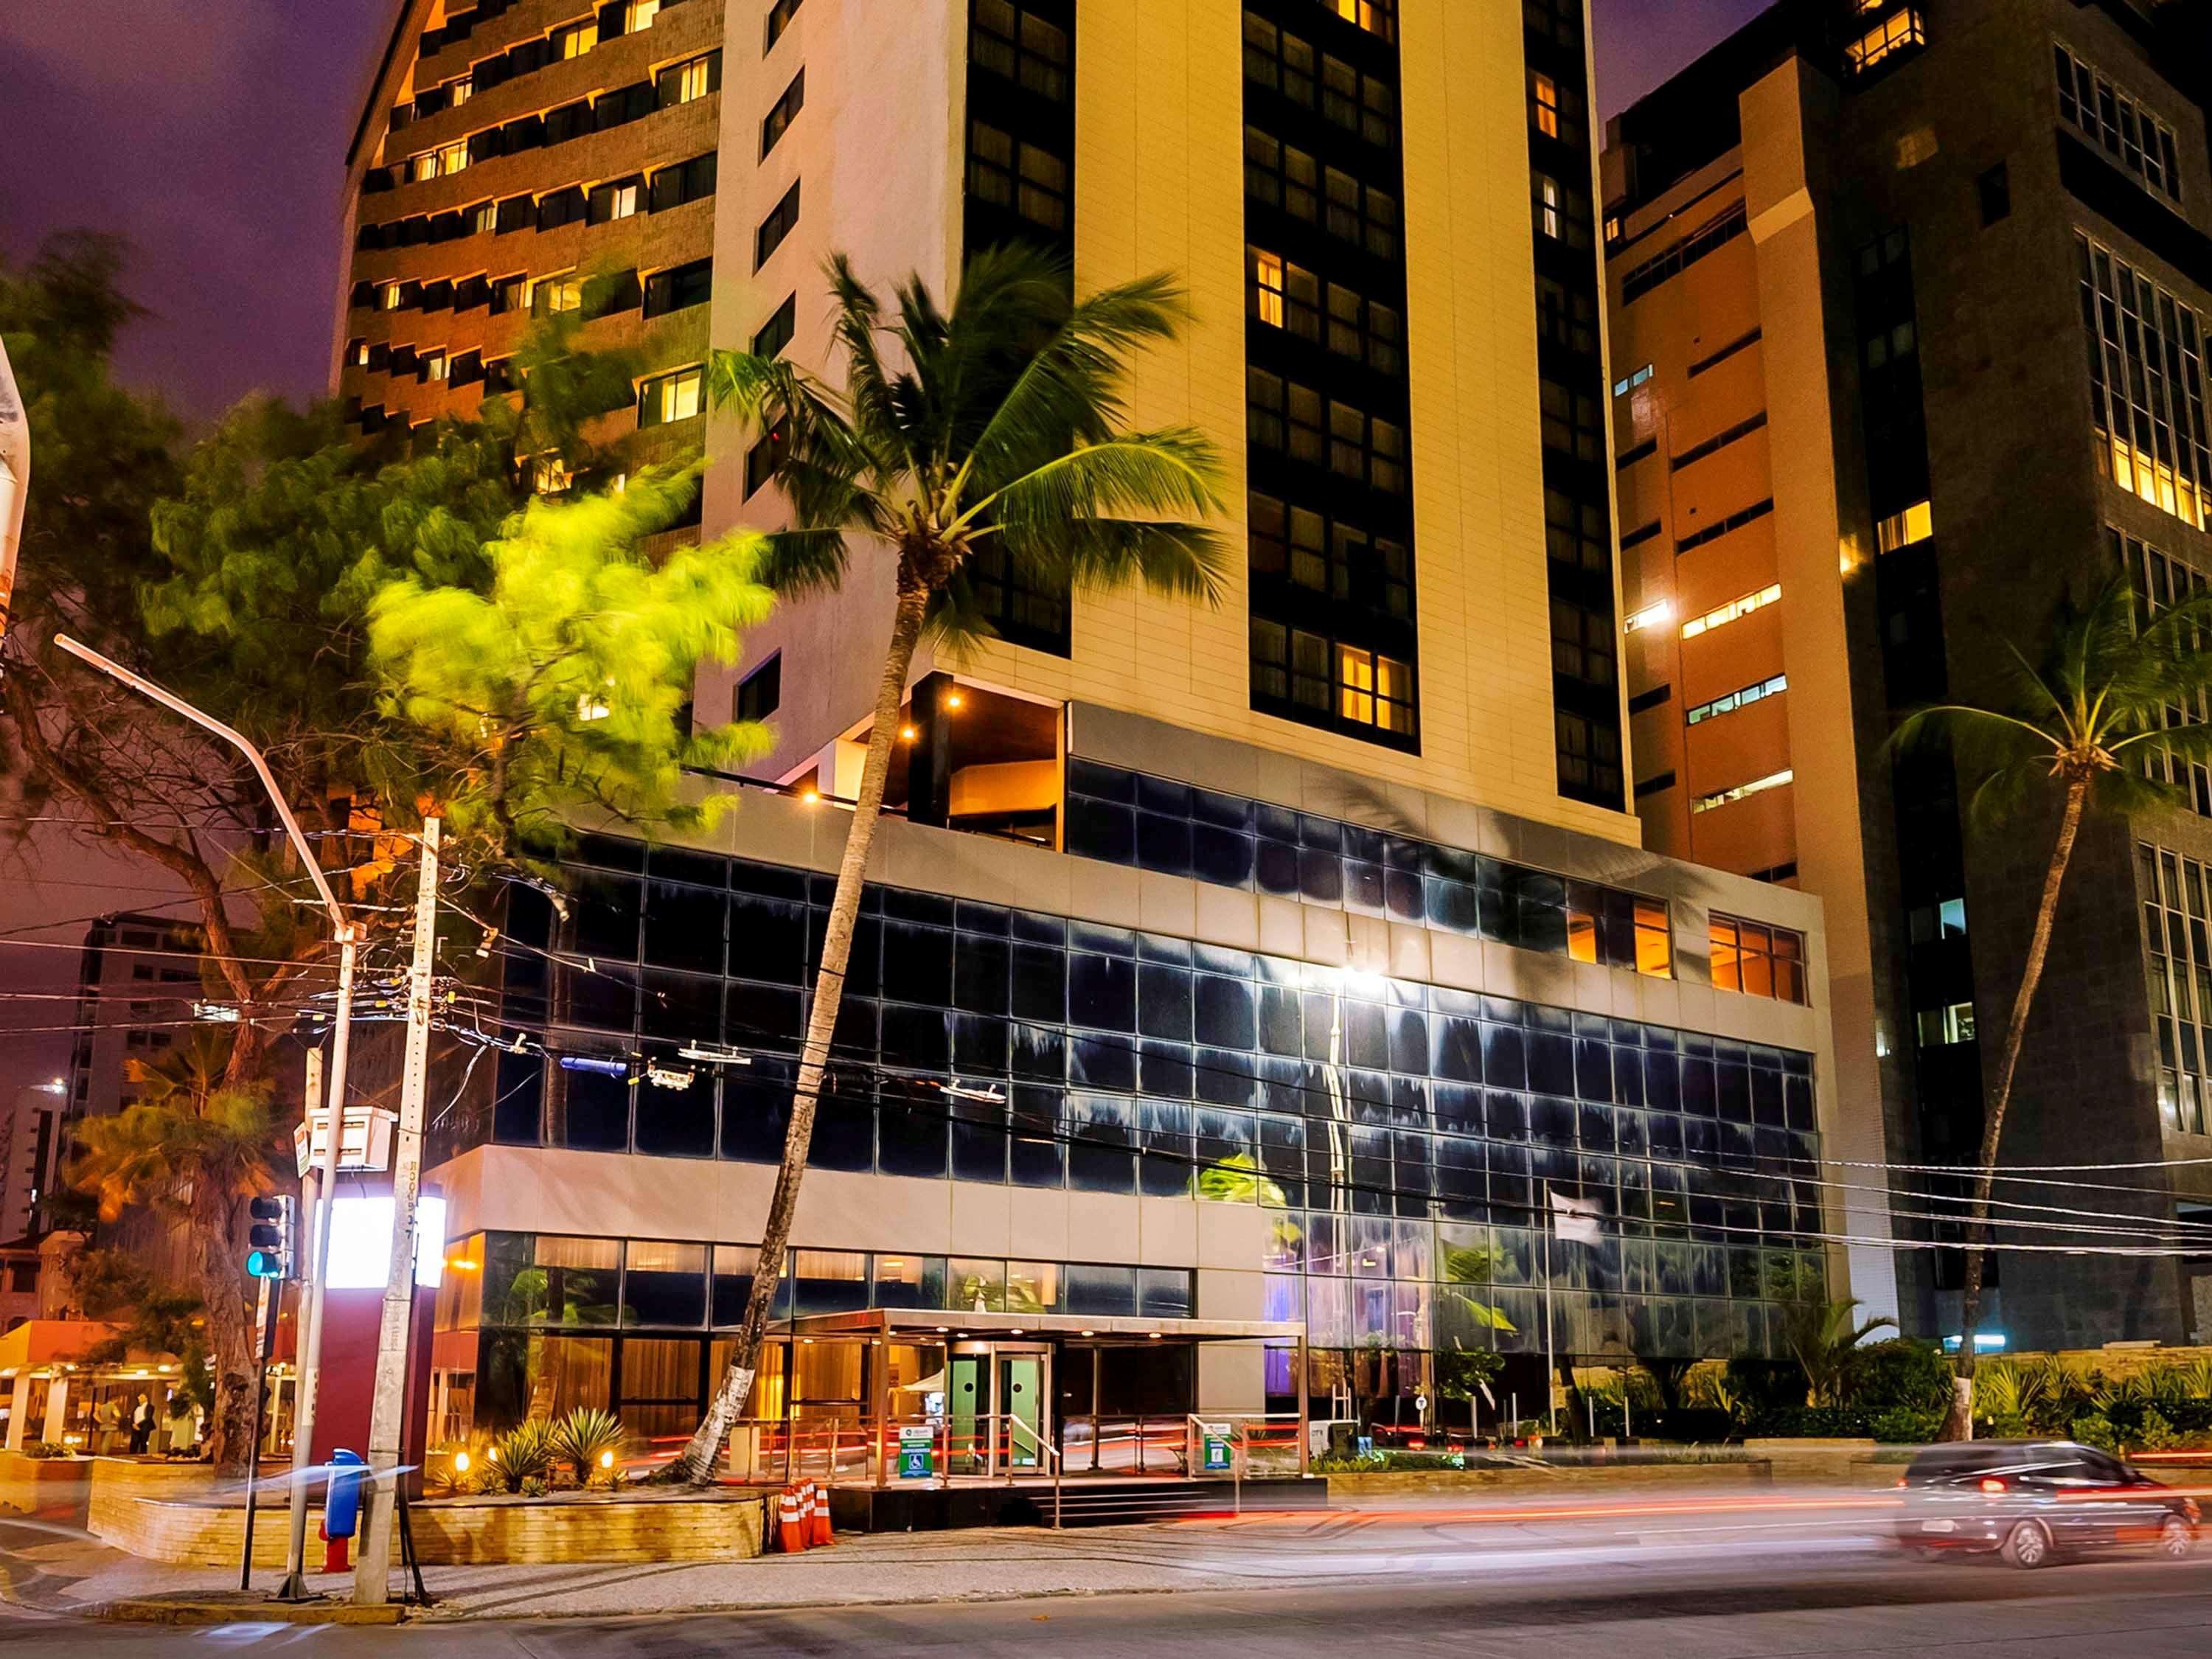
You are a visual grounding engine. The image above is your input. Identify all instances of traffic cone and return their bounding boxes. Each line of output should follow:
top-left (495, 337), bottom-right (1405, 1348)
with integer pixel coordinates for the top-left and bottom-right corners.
top-left (776, 1486), bottom-right (808, 1552)
top-left (808, 1479), bottom-right (834, 1547)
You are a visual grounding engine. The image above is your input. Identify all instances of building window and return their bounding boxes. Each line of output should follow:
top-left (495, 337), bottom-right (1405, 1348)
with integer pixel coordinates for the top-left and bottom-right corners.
top-left (1537, 278), bottom-right (1597, 356)
top-left (1916, 1002), bottom-right (1977, 1046)
top-left (1243, 127), bottom-right (1319, 221)
top-left (766, 0), bottom-right (803, 51)
top-left (1844, 9), bottom-right (1924, 77)
top-left (421, 349), bottom-right (448, 383)
top-left (1247, 374), bottom-right (1403, 495)
top-left (2141, 842), bottom-right (2212, 1133)
top-left (1710, 915), bottom-right (1808, 1004)
top-left (1540, 379), bottom-right (1603, 464)
top-left (1317, 0), bottom-right (1394, 44)
top-left (1249, 620), bottom-right (1415, 740)
top-left (1620, 202), bottom-right (1747, 305)
top-left (1681, 588), bottom-right (1787, 646)
top-left (2056, 44), bottom-right (2183, 204)
top-left (623, 0), bottom-right (664, 31)
top-left (1545, 487), bottom-right (1609, 576)
top-left (1566, 887), bottom-right (1672, 977)
top-left (754, 293), bottom-right (798, 358)
top-left (756, 181), bottom-right (801, 268)
top-left (1978, 161), bottom-right (2011, 226)
top-left (644, 259), bottom-right (714, 319)
top-left (1674, 497), bottom-right (1774, 554)
top-left (1686, 673), bottom-right (1785, 726)
top-left (659, 51), bottom-right (723, 109)
top-left (1554, 711), bottom-right (1621, 801)
top-left (1529, 70), bottom-right (1582, 149)
top-left (1612, 364), bottom-right (1653, 398)
top-left (638, 365), bottom-right (704, 428)
top-left (1335, 644), bottom-right (1415, 734)
top-left (529, 272), bottom-right (584, 317)
top-left (1533, 174), bottom-right (1590, 247)
top-left (651, 153), bottom-right (719, 214)
top-left (969, 121), bottom-right (1070, 233)
top-left (1876, 499), bottom-right (1934, 552)
top-left (1622, 600), bottom-right (1669, 634)
top-left (745, 421), bottom-right (790, 497)
top-left (588, 177), bottom-right (643, 225)
top-left (2081, 234), bottom-right (2212, 532)
top-left (2115, 529), bottom-right (2212, 815)
top-left (737, 655), bottom-right (782, 722)
top-left (971, 0), bottom-right (1071, 102)
top-left (761, 68), bottom-right (805, 157)
top-left (1242, 11), bottom-right (1318, 108)
top-left (1549, 599), bottom-right (1615, 687)
top-left (1248, 492), bottom-right (1410, 620)
top-left (1691, 768), bottom-right (1793, 815)
top-left (553, 19), bottom-right (598, 60)
top-left (491, 274), bottom-right (525, 316)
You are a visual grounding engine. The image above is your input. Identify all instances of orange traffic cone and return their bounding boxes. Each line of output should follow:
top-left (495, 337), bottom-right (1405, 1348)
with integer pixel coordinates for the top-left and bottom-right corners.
top-left (808, 1479), bottom-right (834, 1547)
top-left (776, 1486), bottom-right (807, 1552)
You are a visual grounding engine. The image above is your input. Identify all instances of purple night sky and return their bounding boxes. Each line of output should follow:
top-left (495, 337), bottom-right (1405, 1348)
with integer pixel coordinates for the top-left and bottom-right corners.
top-left (0, 0), bottom-right (1770, 1107)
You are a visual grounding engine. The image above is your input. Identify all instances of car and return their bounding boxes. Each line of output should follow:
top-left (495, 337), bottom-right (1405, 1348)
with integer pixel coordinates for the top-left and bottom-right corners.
top-left (1894, 1439), bottom-right (2199, 1568)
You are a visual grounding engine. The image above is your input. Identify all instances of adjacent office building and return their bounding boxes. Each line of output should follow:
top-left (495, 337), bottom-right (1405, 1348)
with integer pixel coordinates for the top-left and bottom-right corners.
top-left (1603, 0), bottom-right (2212, 1349)
top-left (344, 0), bottom-right (1865, 1455)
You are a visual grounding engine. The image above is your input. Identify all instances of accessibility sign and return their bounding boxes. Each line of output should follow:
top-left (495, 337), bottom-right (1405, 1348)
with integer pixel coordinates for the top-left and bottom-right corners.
top-left (898, 1424), bottom-right (935, 1480)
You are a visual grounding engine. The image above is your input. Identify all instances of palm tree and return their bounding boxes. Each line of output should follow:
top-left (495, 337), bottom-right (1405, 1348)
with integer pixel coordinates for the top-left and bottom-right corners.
top-left (65, 1030), bottom-right (282, 1472)
top-left (1895, 575), bottom-right (2212, 1439)
top-left (662, 247), bottom-right (1228, 1484)
top-left (1774, 1298), bottom-right (1896, 1408)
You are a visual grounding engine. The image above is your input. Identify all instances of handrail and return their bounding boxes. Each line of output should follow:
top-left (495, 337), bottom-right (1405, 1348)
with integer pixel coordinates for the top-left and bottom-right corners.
top-left (1004, 1413), bottom-right (1062, 1530)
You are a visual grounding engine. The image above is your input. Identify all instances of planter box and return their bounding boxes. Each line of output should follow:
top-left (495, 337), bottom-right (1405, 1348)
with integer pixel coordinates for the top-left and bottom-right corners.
top-left (0, 1450), bottom-right (92, 1521)
top-left (1326, 1460), bottom-right (1770, 1498)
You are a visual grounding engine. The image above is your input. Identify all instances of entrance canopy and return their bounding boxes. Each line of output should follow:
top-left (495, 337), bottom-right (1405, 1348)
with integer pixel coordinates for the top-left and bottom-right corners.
top-left (786, 1309), bottom-right (1305, 1343)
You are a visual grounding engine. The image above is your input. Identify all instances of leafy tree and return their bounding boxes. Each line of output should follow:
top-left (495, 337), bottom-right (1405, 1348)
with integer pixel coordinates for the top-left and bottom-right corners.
top-left (1894, 577), bottom-right (2212, 1436)
top-left (664, 246), bottom-right (1228, 1484)
top-left (3, 238), bottom-right (768, 1472)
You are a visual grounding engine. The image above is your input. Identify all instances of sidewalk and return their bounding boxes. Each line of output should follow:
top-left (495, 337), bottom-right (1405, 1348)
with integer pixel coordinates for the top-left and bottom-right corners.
top-left (0, 1514), bottom-right (1307, 1624)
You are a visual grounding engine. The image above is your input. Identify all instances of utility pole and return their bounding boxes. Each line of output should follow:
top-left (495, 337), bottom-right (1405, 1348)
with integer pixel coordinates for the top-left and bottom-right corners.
top-left (47, 636), bottom-right (361, 1604)
top-left (355, 818), bottom-right (439, 1606)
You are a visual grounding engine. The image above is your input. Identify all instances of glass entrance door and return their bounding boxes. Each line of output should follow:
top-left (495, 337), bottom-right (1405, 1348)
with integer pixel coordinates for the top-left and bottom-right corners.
top-left (1001, 1354), bottom-right (1043, 1469)
top-left (947, 1341), bottom-right (1052, 1477)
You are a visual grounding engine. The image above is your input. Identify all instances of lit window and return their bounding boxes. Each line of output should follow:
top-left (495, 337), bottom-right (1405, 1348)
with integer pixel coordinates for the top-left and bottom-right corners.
top-left (1612, 364), bottom-right (1653, 397)
top-left (1318, 0), bottom-right (1395, 42)
top-left (1845, 9), bottom-right (1924, 76)
top-left (1538, 175), bottom-right (1563, 239)
top-left (449, 80), bottom-right (473, 108)
top-left (437, 141), bottom-right (467, 176)
top-left (533, 455), bottom-right (574, 495)
top-left (422, 350), bottom-right (448, 383)
top-left (1622, 600), bottom-right (1670, 634)
top-left (639, 365), bottom-right (704, 428)
top-left (1686, 672), bottom-right (1786, 726)
top-left (408, 151), bottom-right (439, 184)
top-left (378, 282), bottom-right (403, 311)
top-left (1691, 769), bottom-right (1793, 815)
top-left (554, 20), bottom-right (599, 59)
top-left (1680, 583), bottom-right (1781, 639)
top-left (1533, 72), bottom-right (1560, 137)
top-left (625, 0), bottom-right (663, 29)
top-left (676, 54), bottom-right (716, 103)
top-left (1876, 499), bottom-right (1934, 552)
top-left (1916, 1002), bottom-right (1977, 1046)
top-left (1254, 250), bottom-right (1287, 327)
top-left (1709, 914), bottom-right (1807, 1003)
top-left (529, 273), bottom-right (583, 316)
top-left (1337, 644), bottom-right (1415, 734)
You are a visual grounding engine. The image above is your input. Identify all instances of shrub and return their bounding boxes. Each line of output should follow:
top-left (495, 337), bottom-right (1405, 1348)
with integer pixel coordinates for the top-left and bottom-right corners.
top-left (1979, 1413), bottom-right (2032, 1440)
top-left (1843, 1340), bottom-right (1950, 1415)
top-left (1868, 1407), bottom-right (1943, 1444)
top-left (1724, 1357), bottom-right (1808, 1419)
top-left (2070, 1413), bottom-right (2120, 1453)
top-left (519, 1476), bottom-right (550, 1499)
top-left (487, 1419), bottom-right (555, 1492)
top-left (2133, 1408), bottom-right (2183, 1453)
top-left (21, 1441), bottom-right (73, 1460)
top-left (549, 1408), bottom-right (625, 1487)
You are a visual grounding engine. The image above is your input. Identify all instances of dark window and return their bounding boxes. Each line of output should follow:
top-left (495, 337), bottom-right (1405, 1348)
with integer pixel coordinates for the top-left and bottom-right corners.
top-left (1633, 771), bottom-right (1676, 799)
top-left (755, 181), bottom-right (801, 268)
top-left (971, 0), bottom-right (1071, 102)
top-left (968, 119), bottom-right (1071, 234)
top-left (1978, 161), bottom-right (2011, 226)
top-left (737, 655), bottom-right (781, 723)
top-left (766, 0), bottom-right (802, 50)
top-left (1627, 684), bottom-right (1672, 715)
top-left (644, 258), bottom-right (713, 319)
top-left (753, 293), bottom-right (797, 358)
top-left (650, 152), bottom-right (718, 214)
top-left (760, 67), bottom-right (804, 157)
top-left (745, 420), bottom-right (790, 497)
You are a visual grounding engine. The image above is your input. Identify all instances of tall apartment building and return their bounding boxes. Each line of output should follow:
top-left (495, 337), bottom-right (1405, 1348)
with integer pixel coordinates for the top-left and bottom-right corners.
top-left (0, 1083), bottom-right (63, 1244)
top-left (349, 1), bottom-right (1866, 1455)
top-left (1604, 0), bottom-right (2212, 1349)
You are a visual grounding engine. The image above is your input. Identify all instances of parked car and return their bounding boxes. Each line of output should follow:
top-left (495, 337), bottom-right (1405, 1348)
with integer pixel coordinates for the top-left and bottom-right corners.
top-left (1895, 1439), bottom-right (2199, 1568)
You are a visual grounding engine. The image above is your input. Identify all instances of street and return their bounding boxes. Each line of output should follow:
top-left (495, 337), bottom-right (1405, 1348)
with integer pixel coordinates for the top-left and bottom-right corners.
top-left (7, 1495), bottom-right (2212, 1655)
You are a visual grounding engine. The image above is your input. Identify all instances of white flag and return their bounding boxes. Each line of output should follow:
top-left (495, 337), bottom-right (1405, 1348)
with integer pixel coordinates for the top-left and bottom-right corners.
top-left (1549, 1189), bottom-right (1603, 1245)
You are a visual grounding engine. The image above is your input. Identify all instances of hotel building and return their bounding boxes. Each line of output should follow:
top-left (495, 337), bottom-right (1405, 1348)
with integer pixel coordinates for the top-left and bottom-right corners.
top-left (340, 1), bottom-right (1865, 1462)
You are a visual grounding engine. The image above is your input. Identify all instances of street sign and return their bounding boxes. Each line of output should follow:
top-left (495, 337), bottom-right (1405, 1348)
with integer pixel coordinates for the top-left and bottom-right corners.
top-left (292, 1106), bottom-right (396, 1177)
top-left (1201, 1422), bottom-right (1231, 1473)
top-left (897, 1424), bottom-right (934, 1480)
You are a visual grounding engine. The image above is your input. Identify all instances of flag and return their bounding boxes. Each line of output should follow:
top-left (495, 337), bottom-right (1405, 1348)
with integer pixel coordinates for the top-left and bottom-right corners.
top-left (1549, 1188), bottom-right (1603, 1245)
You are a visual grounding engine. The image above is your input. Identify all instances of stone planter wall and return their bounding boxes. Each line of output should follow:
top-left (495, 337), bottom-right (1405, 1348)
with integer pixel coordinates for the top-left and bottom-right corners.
top-left (1324, 1460), bottom-right (1770, 1499)
top-left (0, 1450), bottom-right (92, 1520)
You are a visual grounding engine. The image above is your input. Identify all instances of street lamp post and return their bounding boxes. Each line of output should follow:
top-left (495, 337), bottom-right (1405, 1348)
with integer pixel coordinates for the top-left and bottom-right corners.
top-left (0, 335), bottom-right (32, 661)
top-left (50, 634), bottom-right (360, 1601)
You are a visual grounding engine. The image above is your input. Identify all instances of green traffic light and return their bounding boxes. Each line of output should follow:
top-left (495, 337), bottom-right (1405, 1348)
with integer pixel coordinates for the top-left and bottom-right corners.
top-left (246, 1250), bottom-right (283, 1279)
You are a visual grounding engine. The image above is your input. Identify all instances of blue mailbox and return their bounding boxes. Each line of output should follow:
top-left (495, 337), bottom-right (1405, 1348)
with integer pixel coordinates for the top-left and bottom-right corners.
top-left (324, 1448), bottom-right (367, 1540)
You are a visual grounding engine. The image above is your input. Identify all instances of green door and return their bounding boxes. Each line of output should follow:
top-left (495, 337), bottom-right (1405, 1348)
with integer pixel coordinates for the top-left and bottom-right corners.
top-left (1001, 1355), bottom-right (1043, 1470)
top-left (949, 1354), bottom-right (984, 1474)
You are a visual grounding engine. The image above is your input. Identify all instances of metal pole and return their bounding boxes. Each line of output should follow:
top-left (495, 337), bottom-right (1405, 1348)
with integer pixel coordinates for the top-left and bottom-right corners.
top-left (279, 931), bottom-right (356, 1601)
top-left (237, 1273), bottom-right (279, 1591)
top-left (355, 819), bottom-right (439, 1606)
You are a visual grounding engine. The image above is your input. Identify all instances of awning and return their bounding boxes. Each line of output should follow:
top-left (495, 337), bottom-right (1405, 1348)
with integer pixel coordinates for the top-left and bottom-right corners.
top-left (785, 1308), bottom-right (1305, 1343)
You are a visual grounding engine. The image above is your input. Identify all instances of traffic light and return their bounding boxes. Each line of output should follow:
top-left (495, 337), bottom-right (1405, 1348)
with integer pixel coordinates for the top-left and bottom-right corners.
top-left (246, 1194), bottom-right (297, 1279)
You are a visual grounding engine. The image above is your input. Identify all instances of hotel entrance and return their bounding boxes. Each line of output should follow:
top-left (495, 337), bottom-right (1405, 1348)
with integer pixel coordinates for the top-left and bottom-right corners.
top-left (946, 1340), bottom-right (1051, 1476)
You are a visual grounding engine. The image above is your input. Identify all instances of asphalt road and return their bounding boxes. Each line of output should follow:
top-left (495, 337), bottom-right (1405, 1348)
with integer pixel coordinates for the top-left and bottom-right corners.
top-left (5, 1548), bottom-right (2211, 1656)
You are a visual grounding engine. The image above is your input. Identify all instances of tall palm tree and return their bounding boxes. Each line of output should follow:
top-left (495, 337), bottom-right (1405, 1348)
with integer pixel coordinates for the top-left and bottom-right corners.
top-left (1896, 576), bottom-right (2212, 1439)
top-left (1774, 1298), bottom-right (1896, 1409)
top-left (663, 248), bottom-right (1227, 1484)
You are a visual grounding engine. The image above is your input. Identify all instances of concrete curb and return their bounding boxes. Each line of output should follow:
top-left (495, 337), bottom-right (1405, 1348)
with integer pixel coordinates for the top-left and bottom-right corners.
top-left (88, 1596), bottom-right (405, 1627)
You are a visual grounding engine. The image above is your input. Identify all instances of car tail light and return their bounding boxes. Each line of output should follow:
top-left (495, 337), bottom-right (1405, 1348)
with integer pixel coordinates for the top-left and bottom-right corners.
top-left (1978, 1478), bottom-right (2008, 1494)
top-left (1894, 1478), bottom-right (1909, 1490)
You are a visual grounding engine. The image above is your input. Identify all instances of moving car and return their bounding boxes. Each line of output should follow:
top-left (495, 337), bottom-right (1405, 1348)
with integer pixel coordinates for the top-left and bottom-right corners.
top-left (1896, 1439), bottom-right (2199, 1568)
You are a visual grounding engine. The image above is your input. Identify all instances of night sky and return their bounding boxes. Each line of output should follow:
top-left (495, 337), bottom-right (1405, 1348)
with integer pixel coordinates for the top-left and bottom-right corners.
top-left (0, 0), bottom-right (1769, 1111)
